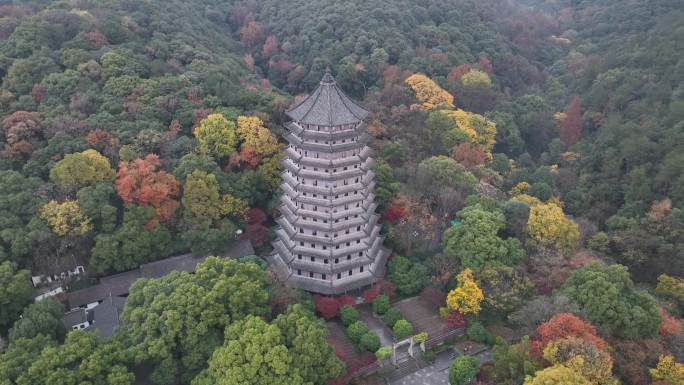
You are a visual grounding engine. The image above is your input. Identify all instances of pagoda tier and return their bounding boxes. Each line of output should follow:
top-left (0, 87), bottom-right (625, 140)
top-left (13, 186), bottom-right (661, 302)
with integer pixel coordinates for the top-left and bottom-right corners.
top-left (267, 71), bottom-right (390, 295)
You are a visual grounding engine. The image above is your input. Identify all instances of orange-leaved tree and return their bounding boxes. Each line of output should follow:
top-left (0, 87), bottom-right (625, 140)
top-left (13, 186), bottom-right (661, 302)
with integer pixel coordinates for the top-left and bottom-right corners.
top-left (116, 154), bottom-right (179, 227)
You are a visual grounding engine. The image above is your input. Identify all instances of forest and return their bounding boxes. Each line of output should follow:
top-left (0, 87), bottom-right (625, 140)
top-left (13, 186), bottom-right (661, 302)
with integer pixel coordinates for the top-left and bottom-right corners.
top-left (0, 0), bottom-right (683, 384)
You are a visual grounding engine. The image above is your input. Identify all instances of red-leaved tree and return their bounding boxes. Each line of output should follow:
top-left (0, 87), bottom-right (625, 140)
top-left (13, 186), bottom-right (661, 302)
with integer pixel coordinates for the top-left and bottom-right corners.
top-left (313, 295), bottom-right (340, 320)
top-left (452, 142), bottom-right (486, 170)
top-left (2, 111), bottom-right (42, 160)
top-left (116, 154), bottom-right (180, 227)
top-left (533, 312), bottom-right (605, 357)
top-left (559, 96), bottom-right (582, 146)
top-left (444, 311), bottom-right (465, 331)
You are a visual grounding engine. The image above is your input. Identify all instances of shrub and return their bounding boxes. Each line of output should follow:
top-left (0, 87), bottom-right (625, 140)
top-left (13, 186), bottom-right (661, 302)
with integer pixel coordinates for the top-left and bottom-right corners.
top-left (340, 305), bottom-right (359, 327)
top-left (338, 295), bottom-right (356, 308)
top-left (314, 295), bottom-right (340, 320)
top-left (383, 307), bottom-right (403, 328)
top-left (393, 319), bottom-right (414, 340)
top-left (376, 346), bottom-right (393, 361)
top-left (449, 355), bottom-right (480, 385)
top-left (347, 321), bottom-right (369, 344)
top-left (466, 321), bottom-right (488, 343)
top-left (360, 332), bottom-right (381, 352)
top-left (373, 295), bottom-right (390, 315)
top-left (362, 287), bottom-right (380, 303)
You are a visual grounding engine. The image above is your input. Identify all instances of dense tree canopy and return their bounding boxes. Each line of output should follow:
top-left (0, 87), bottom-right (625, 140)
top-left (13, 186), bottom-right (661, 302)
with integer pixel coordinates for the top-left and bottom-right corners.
top-left (192, 305), bottom-right (343, 385)
top-left (0, 261), bottom-right (33, 332)
top-left (561, 263), bottom-right (661, 339)
top-left (120, 257), bottom-right (269, 385)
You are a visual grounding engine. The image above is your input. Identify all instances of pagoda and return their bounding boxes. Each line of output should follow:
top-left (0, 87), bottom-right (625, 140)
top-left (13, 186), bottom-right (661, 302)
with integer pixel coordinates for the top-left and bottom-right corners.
top-left (268, 70), bottom-right (390, 295)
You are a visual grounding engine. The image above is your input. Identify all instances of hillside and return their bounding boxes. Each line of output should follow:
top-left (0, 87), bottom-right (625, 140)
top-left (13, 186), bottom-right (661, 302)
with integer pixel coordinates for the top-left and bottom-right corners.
top-left (0, 1), bottom-right (683, 385)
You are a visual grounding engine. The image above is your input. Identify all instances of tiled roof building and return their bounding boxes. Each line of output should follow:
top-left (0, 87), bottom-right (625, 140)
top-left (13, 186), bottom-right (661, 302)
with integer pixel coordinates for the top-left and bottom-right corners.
top-left (267, 70), bottom-right (390, 294)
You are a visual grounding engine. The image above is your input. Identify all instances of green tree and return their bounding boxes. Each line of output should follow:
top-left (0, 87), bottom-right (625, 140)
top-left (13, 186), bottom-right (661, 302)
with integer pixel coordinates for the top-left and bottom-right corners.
top-left (90, 205), bottom-right (172, 275)
top-left (121, 257), bottom-right (269, 385)
top-left (561, 262), bottom-right (661, 339)
top-left (443, 205), bottom-right (526, 271)
top-left (182, 170), bottom-right (226, 225)
top-left (393, 319), bottom-right (413, 340)
top-left (0, 261), bottom-right (33, 332)
top-left (0, 171), bottom-right (44, 260)
top-left (360, 332), bottom-right (381, 352)
top-left (372, 294), bottom-right (390, 315)
top-left (388, 256), bottom-right (427, 296)
top-left (194, 113), bottom-right (238, 159)
top-left (193, 305), bottom-right (343, 385)
top-left (340, 305), bottom-right (359, 327)
top-left (49, 150), bottom-right (116, 190)
top-left (478, 267), bottom-right (534, 314)
top-left (9, 297), bottom-right (66, 343)
top-left (0, 335), bottom-right (55, 385)
top-left (490, 336), bottom-right (539, 384)
top-left (14, 331), bottom-right (134, 385)
top-left (449, 355), bottom-right (480, 385)
top-left (76, 183), bottom-right (118, 233)
top-left (347, 321), bottom-right (369, 344)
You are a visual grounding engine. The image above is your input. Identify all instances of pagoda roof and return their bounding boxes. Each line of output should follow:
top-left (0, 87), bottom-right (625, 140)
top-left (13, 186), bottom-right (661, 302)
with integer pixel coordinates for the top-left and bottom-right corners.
top-left (285, 70), bottom-right (369, 126)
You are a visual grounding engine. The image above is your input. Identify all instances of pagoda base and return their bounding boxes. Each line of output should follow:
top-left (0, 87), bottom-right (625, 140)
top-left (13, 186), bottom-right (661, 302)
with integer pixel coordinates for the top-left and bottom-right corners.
top-left (266, 247), bottom-right (390, 295)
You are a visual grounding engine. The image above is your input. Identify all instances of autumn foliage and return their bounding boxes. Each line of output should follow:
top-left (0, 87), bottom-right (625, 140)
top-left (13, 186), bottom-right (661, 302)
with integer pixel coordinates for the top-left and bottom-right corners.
top-left (2, 111), bottom-right (42, 160)
top-left (313, 295), bottom-right (357, 320)
top-left (532, 313), bottom-right (606, 357)
top-left (116, 154), bottom-right (180, 227)
top-left (559, 96), bottom-right (582, 147)
top-left (405, 73), bottom-right (454, 109)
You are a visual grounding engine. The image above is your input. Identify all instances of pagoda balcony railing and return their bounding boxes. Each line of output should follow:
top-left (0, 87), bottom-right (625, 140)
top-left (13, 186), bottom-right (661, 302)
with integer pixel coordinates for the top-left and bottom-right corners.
top-left (285, 121), bottom-right (366, 141)
top-left (286, 271), bottom-right (378, 295)
top-left (288, 147), bottom-right (371, 169)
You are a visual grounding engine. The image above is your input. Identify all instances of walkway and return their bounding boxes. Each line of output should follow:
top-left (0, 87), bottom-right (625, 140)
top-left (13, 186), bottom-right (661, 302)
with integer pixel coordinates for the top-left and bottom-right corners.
top-left (357, 304), bottom-right (394, 346)
top-left (390, 349), bottom-right (454, 385)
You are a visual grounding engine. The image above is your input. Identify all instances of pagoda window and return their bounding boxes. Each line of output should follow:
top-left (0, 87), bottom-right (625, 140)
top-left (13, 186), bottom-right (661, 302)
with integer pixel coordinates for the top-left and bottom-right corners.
top-left (335, 245), bottom-right (340, 249)
top-left (322, 274), bottom-right (326, 280)
top-left (313, 206), bottom-right (318, 211)
top-left (360, 266), bottom-right (364, 273)
top-left (313, 218), bottom-right (317, 222)
top-left (298, 254), bottom-right (302, 259)
top-left (357, 240), bottom-right (360, 244)
top-left (346, 242), bottom-right (350, 246)
top-left (309, 272), bottom-right (314, 278)
top-left (358, 252), bottom-right (362, 256)
top-left (312, 231), bottom-right (317, 236)
top-left (310, 257), bottom-right (315, 262)
top-left (335, 258), bottom-right (339, 264)
top-left (347, 255), bottom-right (351, 260)
top-left (355, 178), bottom-right (359, 183)
top-left (348, 270), bottom-right (352, 276)
top-left (344, 166), bottom-right (348, 170)
top-left (300, 241), bottom-right (304, 246)
top-left (357, 226), bottom-right (361, 231)
top-left (311, 244), bottom-right (316, 248)
top-left (323, 245), bottom-right (327, 250)
top-left (297, 269), bottom-right (302, 275)
top-left (337, 273), bottom-right (341, 279)
top-left (324, 259), bottom-right (328, 264)
top-left (299, 228), bottom-right (304, 233)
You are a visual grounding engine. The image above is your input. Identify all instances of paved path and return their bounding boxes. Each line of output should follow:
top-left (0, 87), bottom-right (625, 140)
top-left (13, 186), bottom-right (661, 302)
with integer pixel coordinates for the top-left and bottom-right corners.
top-left (357, 305), bottom-right (394, 346)
top-left (390, 350), bottom-right (454, 385)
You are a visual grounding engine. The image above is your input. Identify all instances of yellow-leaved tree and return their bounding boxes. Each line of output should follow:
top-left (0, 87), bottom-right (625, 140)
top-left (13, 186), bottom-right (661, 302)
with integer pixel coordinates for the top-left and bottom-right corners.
top-left (650, 355), bottom-right (684, 385)
top-left (527, 202), bottom-right (580, 254)
top-left (40, 200), bottom-right (92, 236)
top-left (194, 113), bottom-right (238, 158)
top-left (446, 268), bottom-right (484, 315)
top-left (236, 116), bottom-right (280, 158)
top-left (442, 109), bottom-right (497, 159)
top-left (405, 74), bottom-right (454, 110)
